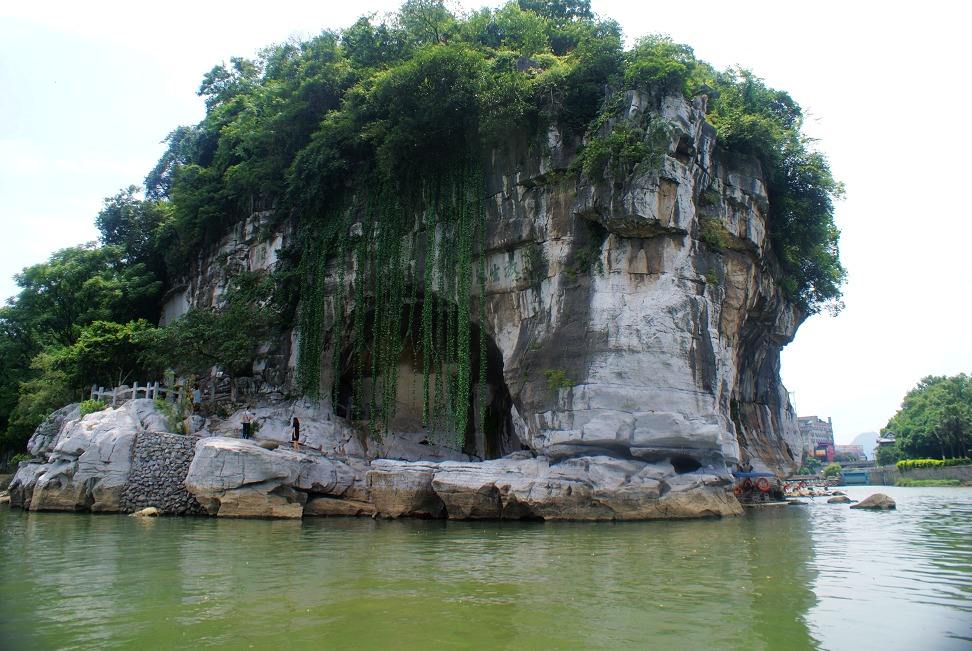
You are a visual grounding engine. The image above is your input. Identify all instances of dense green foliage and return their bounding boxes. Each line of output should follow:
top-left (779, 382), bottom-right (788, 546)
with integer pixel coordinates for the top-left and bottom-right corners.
top-left (876, 443), bottom-right (903, 467)
top-left (884, 374), bottom-right (972, 461)
top-left (0, 0), bottom-right (845, 455)
top-left (138, 274), bottom-right (278, 379)
top-left (822, 462), bottom-right (842, 477)
top-left (0, 243), bottom-right (163, 455)
top-left (894, 478), bottom-right (965, 487)
top-left (797, 457), bottom-right (821, 475)
top-left (896, 457), bottom-right (971, 471)
top-left (78, 399), bottom-right (107, 418)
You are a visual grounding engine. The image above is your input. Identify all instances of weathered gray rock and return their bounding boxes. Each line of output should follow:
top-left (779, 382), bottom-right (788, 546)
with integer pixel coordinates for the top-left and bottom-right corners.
top-left (210, 401), bottom-right (366, 457)
top-left (10, 400), bottom-right (198, 513)
top-left (29, 405), bottom-right (140, 511)
top-left (850, 493), bottom-right (896, 510)
top-left (168, 90), bottom-right (804, 486)
top-left (378, 455), bottom-right (743, 521)
top-left (184, 437), bottom-right (364, 517)
top-left (128, 399), bottom-right (171, 433)
top-left (304, 496), bottom-right (376, 517)
top-left (26, 403), bottom-right (80, 457)
top-left (366, 460), bottom-right (446, 518)
top-left (131, 507), bottom-right (160, 517)
top-left (827, 495), bottom-right (853, 504)
top-left (373, 430), bottom-right (474, 463)
top-left (8, 463), bottom-right (45, 508)
top-left (214, 484), bottom-right (305, 519)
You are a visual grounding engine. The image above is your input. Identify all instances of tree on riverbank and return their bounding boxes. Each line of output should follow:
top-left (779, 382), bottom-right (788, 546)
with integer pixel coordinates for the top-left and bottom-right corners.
top-left (883, 374), bottom-right (972, 460)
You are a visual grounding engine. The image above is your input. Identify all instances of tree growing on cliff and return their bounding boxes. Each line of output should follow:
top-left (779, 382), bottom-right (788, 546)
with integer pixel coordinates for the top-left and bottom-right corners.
top-left (137, 273), bottom-right (276, 380)
top-left (884, 374), bottom-right (972, 460)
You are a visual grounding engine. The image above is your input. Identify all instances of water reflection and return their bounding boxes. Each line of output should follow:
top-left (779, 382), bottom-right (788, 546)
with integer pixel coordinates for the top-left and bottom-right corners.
top-left (2, 488), bottom-right (970, 650)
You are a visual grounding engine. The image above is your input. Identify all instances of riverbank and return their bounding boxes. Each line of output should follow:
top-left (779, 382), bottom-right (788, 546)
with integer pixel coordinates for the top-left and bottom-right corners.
top-left (9, 399), bottom-right (743, 522)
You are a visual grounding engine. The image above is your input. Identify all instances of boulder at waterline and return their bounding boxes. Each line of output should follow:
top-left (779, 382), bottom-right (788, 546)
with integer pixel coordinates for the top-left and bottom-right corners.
top-left (850, 493), bottom-right (896, 510)
top-left (304, 496), bottom-right (376, 517)
top-left (184, 437), bottom-right (366, 517)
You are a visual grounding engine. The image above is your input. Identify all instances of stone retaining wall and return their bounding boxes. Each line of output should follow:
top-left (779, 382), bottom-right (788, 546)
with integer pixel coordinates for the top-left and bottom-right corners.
top-left (120, 432), bottom-right (206, 515)
top-left (866, 464), bottom-right (972, 485)
top-left (900, 464), bottom-right (972, 482)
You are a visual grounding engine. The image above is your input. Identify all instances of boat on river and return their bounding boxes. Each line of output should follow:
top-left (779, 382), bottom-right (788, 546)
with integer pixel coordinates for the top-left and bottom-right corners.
top-left (732, 471), bottom-right (787, 506)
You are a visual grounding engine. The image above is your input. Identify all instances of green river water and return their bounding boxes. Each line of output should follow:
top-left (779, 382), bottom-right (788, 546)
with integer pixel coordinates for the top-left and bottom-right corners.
top-left (1, 486), bottom-right (970, 650)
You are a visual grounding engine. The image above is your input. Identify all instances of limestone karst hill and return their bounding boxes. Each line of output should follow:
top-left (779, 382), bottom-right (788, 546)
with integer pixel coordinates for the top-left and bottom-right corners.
top-left (3, 1), bottom-right (844, 519)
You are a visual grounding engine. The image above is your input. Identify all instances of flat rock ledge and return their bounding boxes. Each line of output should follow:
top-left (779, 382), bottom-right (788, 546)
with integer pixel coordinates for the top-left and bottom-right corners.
top-left (186, 440), bottom-right (741, 520)
top-left (367, 457), bottom-right (740, 521)
top-left (9, 401), bottom-right (743, 522)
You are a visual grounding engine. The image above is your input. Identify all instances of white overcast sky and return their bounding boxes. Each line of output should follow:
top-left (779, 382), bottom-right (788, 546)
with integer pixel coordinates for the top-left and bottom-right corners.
top-left (1, 0), bottom-right (969, 443)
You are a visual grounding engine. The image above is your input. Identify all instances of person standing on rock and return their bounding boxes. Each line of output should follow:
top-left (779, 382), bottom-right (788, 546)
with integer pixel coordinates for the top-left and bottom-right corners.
top-left (241, 410), bottom-right (253, 440)
top-left (291, 417), bottom-right (301, 451)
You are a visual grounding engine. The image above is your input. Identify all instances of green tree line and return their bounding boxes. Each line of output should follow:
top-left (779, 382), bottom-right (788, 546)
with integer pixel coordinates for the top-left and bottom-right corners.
top-left (0, 0), bottom-right (845, 457)
top-left (878, 373), bottom-right (972, 465)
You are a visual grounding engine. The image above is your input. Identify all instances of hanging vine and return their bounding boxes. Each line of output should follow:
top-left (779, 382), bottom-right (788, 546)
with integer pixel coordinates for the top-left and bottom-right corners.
top-left (296, 162), bottom-right (487, 451)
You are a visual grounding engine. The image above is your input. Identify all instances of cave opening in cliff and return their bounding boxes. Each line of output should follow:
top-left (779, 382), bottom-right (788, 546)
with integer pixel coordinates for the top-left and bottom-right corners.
top-left (671, 455), bottom-right (703, 474)
top-left (333, 295), bottom-right (517, 460)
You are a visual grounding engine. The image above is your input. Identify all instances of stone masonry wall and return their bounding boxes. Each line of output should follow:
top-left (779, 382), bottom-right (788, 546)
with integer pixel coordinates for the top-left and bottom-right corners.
top-left (120, 432), bottom-right (206, 515)
top-left (868, 464), bottom-right (972, 485)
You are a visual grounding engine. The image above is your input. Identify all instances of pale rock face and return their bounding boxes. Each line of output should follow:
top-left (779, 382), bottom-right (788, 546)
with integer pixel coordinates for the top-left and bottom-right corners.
top-left (184, 437), bottom-right (365, 517)
top-left (173, 92), bottom-right (803, 481)
top-left (128, 399), bottom-right (171, 433)
top-left (8, 463), bottom-right (46, 509)
top-left (15, 400), bottom-right (178, 512)
top-left (212, 402), bottom-right (471, 464)
top-left (470, 90), bottom-right (803, 474)
top-left (210, 402), bottom-right (365, 457)
top-left (372, 430), bottom-right (474, 463)
top-left (304, 496), bottom-right (376, 517)
top-left (30, 405), bottom-right (140, 511)
top-left (366, 460), bottom-right (446, 519)
top-left (370, 455), bottom-right (741, 521)
top-left (26, 403), bottom-right (79, 457)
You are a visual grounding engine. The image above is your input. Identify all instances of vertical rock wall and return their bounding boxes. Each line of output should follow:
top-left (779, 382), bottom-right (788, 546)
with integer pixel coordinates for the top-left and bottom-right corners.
top-left (159, 90), bottom-right (807, 480)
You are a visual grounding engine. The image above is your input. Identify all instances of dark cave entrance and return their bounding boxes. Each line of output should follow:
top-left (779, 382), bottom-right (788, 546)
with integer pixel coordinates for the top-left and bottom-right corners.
top-left (334, 295), bottom-right (517, 460)
top-left (671, 455), bottom-right (703, 474)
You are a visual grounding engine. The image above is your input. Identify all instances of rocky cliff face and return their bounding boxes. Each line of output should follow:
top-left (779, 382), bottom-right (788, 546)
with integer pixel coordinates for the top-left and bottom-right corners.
top-left (475, 91), bottom-right (803, 474)
top-left (3, 90), bottom-right (810, 521)
top-left (161, 90), bottom-right (803, 478)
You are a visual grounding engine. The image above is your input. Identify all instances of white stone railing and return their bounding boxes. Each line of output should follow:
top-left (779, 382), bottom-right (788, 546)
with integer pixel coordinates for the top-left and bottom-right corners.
top-left (90, 382), bottom-right (184, 407)
top-left (90, 375), bottom-right (261, 409)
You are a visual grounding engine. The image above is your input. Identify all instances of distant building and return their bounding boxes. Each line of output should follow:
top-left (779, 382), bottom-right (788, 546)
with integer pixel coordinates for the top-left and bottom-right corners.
top-left (835, 444), bottom-right (866, 461)
top-left (875, 432), bottom-right (897, 461)
top-left (798, 415), bottom-right (835, 463)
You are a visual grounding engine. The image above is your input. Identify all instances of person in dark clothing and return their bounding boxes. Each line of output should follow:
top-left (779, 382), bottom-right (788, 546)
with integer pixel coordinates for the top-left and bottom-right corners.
top-left (241, 410), bottom-right (253, 439)
top-left (291, 417), bottom-right (301, 451)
